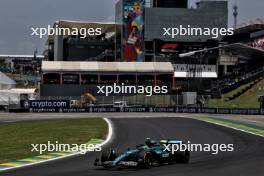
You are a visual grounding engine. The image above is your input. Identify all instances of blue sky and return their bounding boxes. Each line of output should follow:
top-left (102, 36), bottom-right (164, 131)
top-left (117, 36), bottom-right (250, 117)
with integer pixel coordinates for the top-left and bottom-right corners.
top-left (0, 0), bottom-right (263, 55)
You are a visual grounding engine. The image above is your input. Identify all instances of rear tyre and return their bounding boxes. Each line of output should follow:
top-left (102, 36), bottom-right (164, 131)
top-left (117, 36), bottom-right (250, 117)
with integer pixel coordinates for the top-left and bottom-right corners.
top-left (138, 152), bottom-right (152, 169)
top-left (175, 150), bottom-right (190, 164)
top-left (182, 150), bottom-right (190, 163)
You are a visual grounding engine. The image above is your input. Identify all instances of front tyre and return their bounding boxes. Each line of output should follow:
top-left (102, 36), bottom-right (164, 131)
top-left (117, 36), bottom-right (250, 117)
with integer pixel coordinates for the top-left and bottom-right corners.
top-left (101, 148), bottom-right (117, 162)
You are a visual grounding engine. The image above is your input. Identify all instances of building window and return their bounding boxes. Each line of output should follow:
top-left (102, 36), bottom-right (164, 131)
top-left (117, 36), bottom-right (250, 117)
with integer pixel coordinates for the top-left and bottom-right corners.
top-left (145, 0), bottom-right (153, 7)
top-left (81, 74), bottom-right (98, 84)
top-left (43, 73), bottom-right (60, 84)
top-left (62, 74), bottom-right (79, 84)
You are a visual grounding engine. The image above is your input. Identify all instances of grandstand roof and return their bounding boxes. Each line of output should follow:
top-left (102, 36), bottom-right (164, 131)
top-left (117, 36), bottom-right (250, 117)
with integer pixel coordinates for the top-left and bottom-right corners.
top-left (237, 18), bottom-right (264, 29)
top-left (222, 43), bottom-right (264, 59)
top-left (235, 18), bottom-right (264, 34)
top-left (56, 20), bottom-right (116, 33)
top-left (0, 72), bottom-right (16, 85)
top-left (42, 61), bottom-right (174, 73)
top-left (0, 55), bottom-right (44, 59)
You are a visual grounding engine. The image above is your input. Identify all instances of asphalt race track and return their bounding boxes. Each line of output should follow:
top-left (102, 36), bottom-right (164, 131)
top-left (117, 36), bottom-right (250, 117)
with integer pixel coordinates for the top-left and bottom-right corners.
top-left (1, 118), bottom-right (264, 176)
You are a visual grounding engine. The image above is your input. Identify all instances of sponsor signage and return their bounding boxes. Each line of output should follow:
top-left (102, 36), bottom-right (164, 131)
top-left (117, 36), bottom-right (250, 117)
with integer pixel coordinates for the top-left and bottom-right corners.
top-left (123, 0), bottom-right (145, 62)
top-left (250, 38), bottom-right (264, 50)
top-left (17, 100), bottom-right (264, 114)
top-left (22, 100), bottom-right (70, 109)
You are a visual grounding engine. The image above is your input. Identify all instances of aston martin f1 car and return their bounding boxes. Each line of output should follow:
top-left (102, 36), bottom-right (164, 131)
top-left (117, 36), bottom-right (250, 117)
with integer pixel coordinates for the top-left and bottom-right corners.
top-left (94, 138), bottom-right (190, 169)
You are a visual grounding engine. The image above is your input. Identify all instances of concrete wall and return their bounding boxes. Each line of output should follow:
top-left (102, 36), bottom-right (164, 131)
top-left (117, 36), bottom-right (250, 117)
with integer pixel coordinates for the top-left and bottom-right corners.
top-left (54, 35), bottom-right (64, 61)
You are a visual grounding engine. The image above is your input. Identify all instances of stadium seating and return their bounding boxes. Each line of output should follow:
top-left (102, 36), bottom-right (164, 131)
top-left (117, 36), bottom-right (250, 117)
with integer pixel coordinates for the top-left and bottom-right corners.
top-left (213, 67), bottom-right (264, 97)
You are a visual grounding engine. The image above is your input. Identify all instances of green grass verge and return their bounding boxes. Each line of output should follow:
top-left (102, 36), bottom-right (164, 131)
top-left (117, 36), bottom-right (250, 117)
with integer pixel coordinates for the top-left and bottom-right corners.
top-left (197, 117), bottom-right (264, 136)
top-left (0, 118), bottom-right (107, 163)
top-left (208, 79), bottom-right (264, 108)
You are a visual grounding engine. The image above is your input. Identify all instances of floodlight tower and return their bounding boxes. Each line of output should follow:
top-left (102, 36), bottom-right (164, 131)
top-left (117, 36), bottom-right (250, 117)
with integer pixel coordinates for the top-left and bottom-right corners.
top-left (233, 0), bottom-right (238, 28)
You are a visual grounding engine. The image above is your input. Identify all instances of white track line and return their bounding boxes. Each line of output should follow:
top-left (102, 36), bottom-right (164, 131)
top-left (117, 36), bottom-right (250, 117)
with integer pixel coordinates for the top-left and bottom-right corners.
top-left (195, 118), bottom-right (264, 138)
top-left (100, 118), bottom-right (113, 146)
top-left (0, 118), bottom-right (114, 172)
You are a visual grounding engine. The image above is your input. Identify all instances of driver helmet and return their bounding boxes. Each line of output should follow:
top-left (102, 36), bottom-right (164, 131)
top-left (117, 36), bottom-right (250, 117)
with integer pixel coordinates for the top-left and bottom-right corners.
top-left (145, 138), bottom-right (156, 147)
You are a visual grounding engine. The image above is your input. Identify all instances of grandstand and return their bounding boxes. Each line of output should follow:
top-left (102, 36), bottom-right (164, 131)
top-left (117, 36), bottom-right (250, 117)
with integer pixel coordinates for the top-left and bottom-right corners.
top-left (0, 54), bottom-right (43, 88)
top-left (46, 20), bottom-right (117, 62)
top-left (208, 78), bottom-right (264, 109)
top-left (0, 54), bottom-right (43, 73)
top-left (40, 61), bottom-right (174, 98)
top-left (207, 19), bottom-right (264, 98)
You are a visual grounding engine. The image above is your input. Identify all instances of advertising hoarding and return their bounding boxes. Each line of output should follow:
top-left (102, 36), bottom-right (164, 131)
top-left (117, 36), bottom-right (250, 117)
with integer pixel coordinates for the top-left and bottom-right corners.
top-left (123, 0), bottom-right (145, 62)
top-left (251, 38), bottom-right (264, 50)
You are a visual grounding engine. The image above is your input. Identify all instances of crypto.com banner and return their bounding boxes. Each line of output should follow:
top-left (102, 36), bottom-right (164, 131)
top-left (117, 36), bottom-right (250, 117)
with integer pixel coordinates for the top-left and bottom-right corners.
top-left (22, 100), bottom-right (70, 109)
